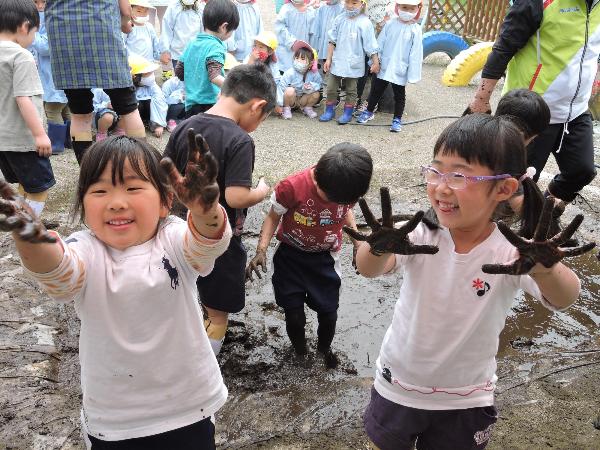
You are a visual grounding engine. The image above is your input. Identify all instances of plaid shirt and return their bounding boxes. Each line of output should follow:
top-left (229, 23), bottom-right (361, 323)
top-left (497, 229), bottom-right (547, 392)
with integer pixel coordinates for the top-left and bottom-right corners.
top-left (46, 0), bottom-right (132, 90)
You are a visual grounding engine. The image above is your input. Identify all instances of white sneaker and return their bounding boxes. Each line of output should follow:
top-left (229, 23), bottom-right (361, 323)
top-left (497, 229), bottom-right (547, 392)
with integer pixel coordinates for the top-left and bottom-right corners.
top-left (302, 106), bottom-right (318, 119)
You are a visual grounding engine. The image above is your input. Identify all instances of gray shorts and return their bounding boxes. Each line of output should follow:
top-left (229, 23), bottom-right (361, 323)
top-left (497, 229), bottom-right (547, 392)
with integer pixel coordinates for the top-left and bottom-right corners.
top-left (363, 387), bottom-right (498, 450)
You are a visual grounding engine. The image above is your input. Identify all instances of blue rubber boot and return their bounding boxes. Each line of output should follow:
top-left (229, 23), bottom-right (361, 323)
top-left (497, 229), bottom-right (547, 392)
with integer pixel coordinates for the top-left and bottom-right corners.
top-left (319, 102), bottom-right (336, 122)
top-left (47, 122), bottom-right (67, 155)
top-left (337, 104), bottom-right (354, 124)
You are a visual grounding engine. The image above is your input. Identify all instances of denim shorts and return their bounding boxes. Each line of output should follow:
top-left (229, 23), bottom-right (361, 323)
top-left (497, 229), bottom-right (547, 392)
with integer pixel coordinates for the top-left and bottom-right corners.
top-left (0, 151), bottom-right (55, 193)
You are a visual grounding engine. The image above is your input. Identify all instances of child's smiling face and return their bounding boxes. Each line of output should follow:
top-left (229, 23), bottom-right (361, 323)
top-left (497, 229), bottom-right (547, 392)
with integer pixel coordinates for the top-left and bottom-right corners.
top-left (426, 152), bottom-right (512, 236)
top-left (83, 159), bottom-right (169, 250)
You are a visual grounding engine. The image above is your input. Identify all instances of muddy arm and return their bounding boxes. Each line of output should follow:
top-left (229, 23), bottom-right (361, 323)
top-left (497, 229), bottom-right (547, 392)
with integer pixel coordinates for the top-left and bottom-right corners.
top-left (246, 207), bottom-right (281, 281)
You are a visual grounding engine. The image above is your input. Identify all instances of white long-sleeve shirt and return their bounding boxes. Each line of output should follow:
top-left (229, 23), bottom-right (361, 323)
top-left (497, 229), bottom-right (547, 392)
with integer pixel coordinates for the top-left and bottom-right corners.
top-left (26, 214), bottom-right (232, 440)
top-left (374, 223), bottom-right (565, 411)
top-left (160, 2), bottom-right (204, 61)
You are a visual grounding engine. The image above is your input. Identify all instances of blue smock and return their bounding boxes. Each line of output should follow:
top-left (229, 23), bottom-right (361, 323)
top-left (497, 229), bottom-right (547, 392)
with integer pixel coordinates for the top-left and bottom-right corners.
top-left (29, 11), bottom-right (67, 104)
top-left (328, 13), bottom-right (379, 78)
top-left (310, 3), bottom-right (343, 60)
top-left (228, 2), bottom-right (263, 62)
top-left (92, 88), bottom-right (111, 112)
top-left (136, 83), bottom-right (168, 127)
top-left (275, 3), bottom-right (316, 73)
top-left (160, 2), bottom-right (204, 61)
top-left (123, 23), bottom-right (162, 61)
top-left (277, 67), bottom-right (323, 105)
top-left (376, 19), bottom-right (423, 86)
top-left (162, 76), bottom-right (185, 105)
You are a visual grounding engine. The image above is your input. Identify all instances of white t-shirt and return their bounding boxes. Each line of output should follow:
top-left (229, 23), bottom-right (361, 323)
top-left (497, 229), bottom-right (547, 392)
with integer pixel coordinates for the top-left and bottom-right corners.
top-left (27, 215), bottom-right (232, 440)
top-left (374, 223), bottom-right (564, 410)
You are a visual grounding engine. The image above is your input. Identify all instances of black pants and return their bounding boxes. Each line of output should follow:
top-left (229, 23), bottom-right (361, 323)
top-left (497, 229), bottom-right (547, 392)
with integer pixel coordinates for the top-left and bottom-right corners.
top-left (367, 78), bottom-right (406, 119)
top-left (527, 111), bottom-right (597, 202)
top-left (185, 104), bottom-right (213, 118)
top-left (88, 417), bottom-right (215, 449)
top-left (167, 103), bottom-right (186, 122)
top-left (138, 99), bottom-right (151, 123)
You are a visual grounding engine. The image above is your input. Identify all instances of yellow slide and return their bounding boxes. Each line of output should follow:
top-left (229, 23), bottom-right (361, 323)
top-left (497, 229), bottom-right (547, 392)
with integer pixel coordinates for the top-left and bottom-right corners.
top-left (442, 42), bottom-right (494, 87)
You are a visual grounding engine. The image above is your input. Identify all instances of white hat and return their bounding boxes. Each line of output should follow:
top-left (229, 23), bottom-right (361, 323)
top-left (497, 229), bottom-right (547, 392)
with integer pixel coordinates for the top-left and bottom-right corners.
top-left (395, 0), bottom-right (421, 4)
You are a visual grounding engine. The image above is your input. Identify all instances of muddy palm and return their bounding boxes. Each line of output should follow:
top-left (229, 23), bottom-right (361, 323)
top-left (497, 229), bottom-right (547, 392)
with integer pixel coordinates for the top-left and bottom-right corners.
top-left (482, 197), bottom-right (596, 275)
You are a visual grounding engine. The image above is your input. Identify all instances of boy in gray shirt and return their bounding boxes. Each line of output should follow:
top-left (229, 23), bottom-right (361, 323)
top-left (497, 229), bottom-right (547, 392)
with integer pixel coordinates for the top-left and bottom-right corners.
top-left (0, 0), bottom-right (54, 217)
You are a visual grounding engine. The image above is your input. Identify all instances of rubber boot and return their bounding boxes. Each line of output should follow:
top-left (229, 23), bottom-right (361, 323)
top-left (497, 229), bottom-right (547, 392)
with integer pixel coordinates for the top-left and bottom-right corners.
top-left (72, 140), bottom-right (93, 165)
top-left (47, 123), bottom-right (67, 155)
top-left (319, 102), bottom-right (336, 122)
top-left (64, 120), bottom-right (72, 149)
top-left (284, 308), bottom-right (307, 355)
top-left (337, 104), bottom-right (354, 124)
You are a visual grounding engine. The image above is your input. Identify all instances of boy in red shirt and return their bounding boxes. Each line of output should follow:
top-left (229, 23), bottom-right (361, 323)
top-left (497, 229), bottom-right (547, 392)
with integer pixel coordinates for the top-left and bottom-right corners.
top-left (246, 143), bottom-right (373, 368)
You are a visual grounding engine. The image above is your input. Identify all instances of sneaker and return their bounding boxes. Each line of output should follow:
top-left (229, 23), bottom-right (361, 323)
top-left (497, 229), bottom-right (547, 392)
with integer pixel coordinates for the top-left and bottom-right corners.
top-left (282, 106), bottom-right (292, 120)
top-left (302, 106), bottom-right (318, 119)
top-left (356, 110), bottom-right (374, 124)
top-left (390, 117), bottom-right (402, 132)
top-left (353, 99), bottom-right (369, 117)
top-left (167, 120), bottom-right (177, 133)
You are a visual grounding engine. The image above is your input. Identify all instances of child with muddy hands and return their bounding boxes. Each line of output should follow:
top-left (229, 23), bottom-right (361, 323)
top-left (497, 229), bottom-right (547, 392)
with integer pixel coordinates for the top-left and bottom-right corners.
top-left (347, 114), bottom-right (596, 450)
top-left (164, 63), bottom-right (276, 356)
top-left (0, 133), bottom-right (233, 447)
top-left (246, 143), bottom-right (373, 369)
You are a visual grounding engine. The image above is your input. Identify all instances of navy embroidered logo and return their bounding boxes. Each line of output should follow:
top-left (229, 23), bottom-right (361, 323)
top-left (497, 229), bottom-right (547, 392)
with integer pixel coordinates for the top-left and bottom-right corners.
top-left (472, 278), bottom-right (491, 297)
top-left (162, 256), bottom-right (179, 290)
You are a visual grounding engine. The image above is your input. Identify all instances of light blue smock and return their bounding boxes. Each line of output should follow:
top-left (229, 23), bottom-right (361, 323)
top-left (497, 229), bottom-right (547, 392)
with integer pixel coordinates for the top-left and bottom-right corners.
top-left (92, 88), bottom-right (111, 112)
top-left (160, 2), bottom-right (204, 61)
top-left (310, 3), bottom-right (343, 61)
top-left (123, 23), bottom-right (162, 61)
top-left (227, 2), bottom-right (263, 62)
top-left (29, 11), bottom-right (67, 104)
top-left (277, 67), bottom-right (322, 105)
top-left (136, 83), bottom-right (168, 127)
top-left (242, 54), bottom-right (281, 84)
top-left (274, 3), bottom-right (316, 73)
top-left (376, 19), bottom-right (423, 86)
top-left (162, 76), bottom-right (185, 105)
top-left (328, 13), bottom-right (378, 78)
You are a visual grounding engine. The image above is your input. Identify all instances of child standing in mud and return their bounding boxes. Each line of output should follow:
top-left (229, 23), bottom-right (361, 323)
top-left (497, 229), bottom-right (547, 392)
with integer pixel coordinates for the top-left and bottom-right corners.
top-left (246, 143), bottom-right (373, 368)
top-left (0, 135), bottom-right (232, 448)
top-left (348, 114), bottom-right (595, 449)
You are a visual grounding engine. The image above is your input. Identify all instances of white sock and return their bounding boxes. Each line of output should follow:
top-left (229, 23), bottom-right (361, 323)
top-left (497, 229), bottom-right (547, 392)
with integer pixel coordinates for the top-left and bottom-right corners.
top-left (209, 338), bottom-right (223, 355)
top-left (25, 199), bottom-right (45, 217)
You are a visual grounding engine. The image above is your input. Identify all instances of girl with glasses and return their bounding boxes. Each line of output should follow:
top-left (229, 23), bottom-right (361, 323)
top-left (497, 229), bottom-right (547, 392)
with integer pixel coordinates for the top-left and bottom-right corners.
top-left (349, 114), bottom-right (594, 450)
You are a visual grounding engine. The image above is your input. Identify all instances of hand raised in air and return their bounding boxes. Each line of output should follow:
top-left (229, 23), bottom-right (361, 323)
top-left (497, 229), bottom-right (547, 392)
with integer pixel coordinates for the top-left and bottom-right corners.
top-left (0, 181), bottom-right (56, 244)
top-left (343, 187), bottom-right (439, 256)
top-left (161, 129), bottom-right (220, 215)
top-left (482, 197), bottom-right (596, 275)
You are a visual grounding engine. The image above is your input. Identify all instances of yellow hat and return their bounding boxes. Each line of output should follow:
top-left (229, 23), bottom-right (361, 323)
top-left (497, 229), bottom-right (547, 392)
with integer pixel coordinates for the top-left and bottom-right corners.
top-left (224, 53), bottom-right (240, 70)
top-left (130, 0), bottom-right (156, 9)
top-left (129, 54), bottom-right (159, 75)
top-left (254, 31), bottom-right (278, 51)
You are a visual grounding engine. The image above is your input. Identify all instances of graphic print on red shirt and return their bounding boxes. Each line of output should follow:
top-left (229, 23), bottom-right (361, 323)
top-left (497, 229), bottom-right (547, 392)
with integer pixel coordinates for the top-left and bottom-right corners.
top-left (273, 168), bottom-right (352, 252)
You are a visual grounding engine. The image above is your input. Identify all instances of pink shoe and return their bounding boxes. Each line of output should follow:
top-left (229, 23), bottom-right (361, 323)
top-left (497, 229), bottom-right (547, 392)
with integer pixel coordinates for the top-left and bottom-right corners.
top-left (282, 106), bottom-right (292, 120)
top-left (302, 106), bottom-right (318, 119)
top-left (167, 120), bottom-right (177, 133)
top-left (96, 131), bottom-right (108, 141)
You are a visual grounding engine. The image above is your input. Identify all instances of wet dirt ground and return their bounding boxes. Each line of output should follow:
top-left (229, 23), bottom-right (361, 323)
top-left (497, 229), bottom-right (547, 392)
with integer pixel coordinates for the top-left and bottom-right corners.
top-left (2, 1), bottom-right (600, 447)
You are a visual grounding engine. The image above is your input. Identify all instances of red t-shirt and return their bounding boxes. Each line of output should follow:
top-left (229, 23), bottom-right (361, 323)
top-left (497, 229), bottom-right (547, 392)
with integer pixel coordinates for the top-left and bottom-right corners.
top-left (273, 167), bottom-right (352, 252)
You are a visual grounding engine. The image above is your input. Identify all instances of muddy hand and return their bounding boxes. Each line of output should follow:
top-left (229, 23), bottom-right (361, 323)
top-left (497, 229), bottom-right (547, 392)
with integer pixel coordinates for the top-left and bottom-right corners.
top-left (0, 181), bottom-right (56, 244)
top-left (161, 129), bottom-right (220, 213)
top-left (245, 249), bottom-right (267, 281)
top-left (343, 187), bottom-right (439, 256)
top-left (482, 197), bottom-right (596, 275)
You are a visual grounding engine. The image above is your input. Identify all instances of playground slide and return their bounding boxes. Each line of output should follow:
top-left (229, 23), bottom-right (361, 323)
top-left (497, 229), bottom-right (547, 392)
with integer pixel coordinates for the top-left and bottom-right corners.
top-left (422, 31), bottom-right (470, 60)
top-left (442, 42), bottom-right (494, 87)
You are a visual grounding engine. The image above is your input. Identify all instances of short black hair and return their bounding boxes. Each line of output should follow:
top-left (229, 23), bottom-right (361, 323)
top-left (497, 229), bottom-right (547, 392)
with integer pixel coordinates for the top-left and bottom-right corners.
top-left (314, 143), bottom-right (373, 204)
top-left (203, 0), bottom-right (239, 33)
top-left (495, 89), bottom-right (550, 139)
top-left (221, 63), bottom-right (277, 114)
top-left (0, 0), bottom-right (39, 33)
top-left (73, 136), bottom-right (170, 222)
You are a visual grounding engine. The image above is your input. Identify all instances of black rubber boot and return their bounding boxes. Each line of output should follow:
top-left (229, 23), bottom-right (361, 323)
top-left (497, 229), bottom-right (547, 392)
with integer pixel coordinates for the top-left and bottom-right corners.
top-left (72, 140), bottom-right (93, 165)
top-left (284, 308), bottom-right (307, 355)
top-left (317, 311), bottom-right (338, 369)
